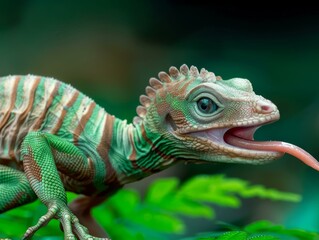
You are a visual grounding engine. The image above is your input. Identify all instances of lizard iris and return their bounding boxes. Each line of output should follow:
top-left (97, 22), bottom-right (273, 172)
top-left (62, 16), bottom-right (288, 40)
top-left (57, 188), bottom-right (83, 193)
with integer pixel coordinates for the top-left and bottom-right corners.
top-left (197, 97), bottom-right (218, 114)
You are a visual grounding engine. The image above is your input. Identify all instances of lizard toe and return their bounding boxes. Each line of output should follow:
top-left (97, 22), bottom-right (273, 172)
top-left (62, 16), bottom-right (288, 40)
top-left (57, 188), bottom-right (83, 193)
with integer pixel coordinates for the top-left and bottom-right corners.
top-left (22, 203), bottom-right (58, 239)
top-left (72, 218), bottom-right (109, 240)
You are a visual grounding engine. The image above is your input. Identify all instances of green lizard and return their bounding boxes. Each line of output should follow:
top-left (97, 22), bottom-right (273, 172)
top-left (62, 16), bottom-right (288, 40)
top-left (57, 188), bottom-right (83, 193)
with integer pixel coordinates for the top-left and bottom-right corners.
top-left (0, 64), bottom-right (318, 239)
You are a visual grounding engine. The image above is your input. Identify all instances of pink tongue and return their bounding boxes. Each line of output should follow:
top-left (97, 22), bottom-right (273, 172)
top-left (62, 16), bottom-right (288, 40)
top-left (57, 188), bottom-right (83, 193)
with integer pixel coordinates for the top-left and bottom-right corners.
top-left (225, 134), bottom-right (319, 171)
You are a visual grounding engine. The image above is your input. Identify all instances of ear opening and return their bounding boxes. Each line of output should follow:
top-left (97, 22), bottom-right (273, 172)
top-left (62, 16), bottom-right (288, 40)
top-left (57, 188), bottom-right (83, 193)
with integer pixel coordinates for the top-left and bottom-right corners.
top-left (165, 114), bottom-right (177, 132)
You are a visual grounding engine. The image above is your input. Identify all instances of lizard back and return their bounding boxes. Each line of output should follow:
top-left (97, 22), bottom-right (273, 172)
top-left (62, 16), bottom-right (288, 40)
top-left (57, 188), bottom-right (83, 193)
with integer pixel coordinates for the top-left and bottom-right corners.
top-left (0, 75), bottom-right (108, 166)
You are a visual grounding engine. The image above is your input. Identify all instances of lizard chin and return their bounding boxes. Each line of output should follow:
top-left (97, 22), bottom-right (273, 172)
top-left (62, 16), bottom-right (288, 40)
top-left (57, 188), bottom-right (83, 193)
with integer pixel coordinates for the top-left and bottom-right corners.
top-left (191, 124), bottom-right (319, 171)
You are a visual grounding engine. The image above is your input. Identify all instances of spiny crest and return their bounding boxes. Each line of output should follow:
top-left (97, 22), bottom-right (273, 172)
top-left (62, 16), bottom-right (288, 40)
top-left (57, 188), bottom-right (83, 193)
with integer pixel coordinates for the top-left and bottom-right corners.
top-left (133, 64), bottom-right (220, 125)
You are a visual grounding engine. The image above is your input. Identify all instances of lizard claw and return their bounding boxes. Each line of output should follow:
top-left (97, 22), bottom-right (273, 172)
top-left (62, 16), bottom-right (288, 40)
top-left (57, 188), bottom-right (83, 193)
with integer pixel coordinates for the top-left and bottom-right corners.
top-left (22, 200), bottom-right (109, 240)
top-left (23, 204), bottom-right (57, 239)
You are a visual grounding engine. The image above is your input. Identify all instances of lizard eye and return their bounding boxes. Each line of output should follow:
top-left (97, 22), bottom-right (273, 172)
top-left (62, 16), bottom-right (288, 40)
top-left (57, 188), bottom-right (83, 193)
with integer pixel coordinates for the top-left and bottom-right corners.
top-left (197, 97), bottom-right (218, 114)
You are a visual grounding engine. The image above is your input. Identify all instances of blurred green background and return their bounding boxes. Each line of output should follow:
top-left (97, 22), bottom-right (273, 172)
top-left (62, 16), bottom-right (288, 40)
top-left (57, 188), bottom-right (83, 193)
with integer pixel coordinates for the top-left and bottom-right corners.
top-left (0, 0), bottom-right (319, 238)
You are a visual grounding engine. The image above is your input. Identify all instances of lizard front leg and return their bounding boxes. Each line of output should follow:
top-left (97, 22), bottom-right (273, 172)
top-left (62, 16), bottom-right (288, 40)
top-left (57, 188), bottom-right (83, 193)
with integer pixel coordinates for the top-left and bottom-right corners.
top-left (21, 131), bottom-right (108, 240)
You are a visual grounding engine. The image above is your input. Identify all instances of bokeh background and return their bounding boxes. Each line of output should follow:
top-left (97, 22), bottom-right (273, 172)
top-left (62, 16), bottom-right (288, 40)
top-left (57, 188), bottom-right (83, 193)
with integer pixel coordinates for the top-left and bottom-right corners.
top-left (0, 0), bottom-right (319, 238)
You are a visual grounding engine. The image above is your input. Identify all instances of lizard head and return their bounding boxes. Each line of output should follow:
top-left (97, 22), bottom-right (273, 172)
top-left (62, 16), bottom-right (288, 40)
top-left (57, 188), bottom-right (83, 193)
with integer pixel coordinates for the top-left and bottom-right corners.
top-left (133, 64), bottom-right (319, 169)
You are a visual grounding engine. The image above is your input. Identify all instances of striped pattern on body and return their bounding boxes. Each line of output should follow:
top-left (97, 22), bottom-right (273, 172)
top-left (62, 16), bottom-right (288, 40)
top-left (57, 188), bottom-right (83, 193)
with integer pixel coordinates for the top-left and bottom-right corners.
top-left (0, 75), bottom-right (173, 188)
top-left (0, 75), bottom-right (108, 162)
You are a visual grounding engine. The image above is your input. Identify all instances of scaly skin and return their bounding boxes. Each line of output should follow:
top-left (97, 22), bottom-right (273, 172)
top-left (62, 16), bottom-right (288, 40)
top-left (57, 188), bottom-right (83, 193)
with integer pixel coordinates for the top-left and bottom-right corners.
top-left (0, 65), bottom-right (313, 239)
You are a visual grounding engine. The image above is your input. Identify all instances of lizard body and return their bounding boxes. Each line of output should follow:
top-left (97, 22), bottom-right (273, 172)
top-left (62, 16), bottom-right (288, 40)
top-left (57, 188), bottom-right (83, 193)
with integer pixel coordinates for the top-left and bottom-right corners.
top-left (0, 75), bottom-right (152, 193)
top-left (0, 65), bottom-right (317, 239)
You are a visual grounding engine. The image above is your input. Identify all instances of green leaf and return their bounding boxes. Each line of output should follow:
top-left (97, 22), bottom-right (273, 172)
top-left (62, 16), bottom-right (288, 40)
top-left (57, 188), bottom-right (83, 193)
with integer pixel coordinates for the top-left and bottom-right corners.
top-left (279, 229), bottom-right (318, 240)
top-left (165, 198), bottom-right (215, 218)
top-left (0, 174), bottom-right (308, 239)
top-left (133, 209), bottom-right (185, 233)
top-left (240, 186), bottom-right (301, 202)
top-left (210, 175), bottom-right (248, 193)
top-left (178, 175), bottom-right (241, 207)
top-left (244, 220), bottom-right (280, 232)
top-left (243, 220), bottom-right (318, 239)
top-left (247, 235), bottom-right (279, 240)
top-left (216, 231), bottom-right (247, 240)
top-left (106, 189), bottom-right (140, 217)
top-left (179, 175), bottom-right (213, 194)
top-left (146, 178), bottom-right (179, 204)
top-left (106, 221), bottom-right (146, 240)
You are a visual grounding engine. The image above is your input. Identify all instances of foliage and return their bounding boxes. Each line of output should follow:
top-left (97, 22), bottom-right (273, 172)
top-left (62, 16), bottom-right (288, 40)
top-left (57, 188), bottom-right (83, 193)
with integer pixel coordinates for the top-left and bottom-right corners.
top-left (185, 220), bottom-right (318, 240)
top-left (0, 175), bottom-right (316, 240)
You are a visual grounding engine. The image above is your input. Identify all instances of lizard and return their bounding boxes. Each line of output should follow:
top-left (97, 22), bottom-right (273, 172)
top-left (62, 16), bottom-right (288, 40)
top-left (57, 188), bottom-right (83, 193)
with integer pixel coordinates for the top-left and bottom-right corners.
top-left (0, 64), bottom-right (318, 240)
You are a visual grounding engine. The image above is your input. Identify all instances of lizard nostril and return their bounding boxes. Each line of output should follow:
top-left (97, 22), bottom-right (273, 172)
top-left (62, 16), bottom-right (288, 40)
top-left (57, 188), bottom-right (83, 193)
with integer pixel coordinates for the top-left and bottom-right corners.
top-left (261, 105), bottom-right (270, 112)
top-left (256, 100), bottom-right (276, 114)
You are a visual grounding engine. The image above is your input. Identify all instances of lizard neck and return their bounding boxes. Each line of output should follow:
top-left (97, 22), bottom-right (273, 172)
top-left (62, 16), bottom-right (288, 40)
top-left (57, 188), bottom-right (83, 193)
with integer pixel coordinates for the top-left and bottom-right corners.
top-left (109, 117), bottom-right (177, 184)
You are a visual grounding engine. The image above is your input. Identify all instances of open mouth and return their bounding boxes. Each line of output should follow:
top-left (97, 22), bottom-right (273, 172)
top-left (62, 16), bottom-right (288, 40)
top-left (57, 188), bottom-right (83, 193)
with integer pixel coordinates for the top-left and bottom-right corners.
top-left (198, 123), bottom-right (282, 159)
top-left (189, 121), bottom-right (319, 170)
top-left (223, 125), bottom-right (277, 155)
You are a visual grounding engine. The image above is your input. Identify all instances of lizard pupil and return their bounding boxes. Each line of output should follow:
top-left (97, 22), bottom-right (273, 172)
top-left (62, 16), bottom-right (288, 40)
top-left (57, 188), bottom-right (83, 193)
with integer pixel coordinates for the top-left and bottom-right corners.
top-left (197, 97), bottom-right (218, 114)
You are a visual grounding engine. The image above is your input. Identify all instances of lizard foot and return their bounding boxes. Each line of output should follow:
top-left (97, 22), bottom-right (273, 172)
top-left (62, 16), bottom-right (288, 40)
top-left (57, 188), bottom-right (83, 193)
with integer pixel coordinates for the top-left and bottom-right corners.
top-left (22, 200), bottom-right (109, 240)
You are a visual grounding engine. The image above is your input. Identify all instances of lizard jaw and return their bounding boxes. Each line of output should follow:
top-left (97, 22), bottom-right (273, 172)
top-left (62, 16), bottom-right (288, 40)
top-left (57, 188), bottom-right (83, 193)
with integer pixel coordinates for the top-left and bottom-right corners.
top-left (190, 123), bottom-right (319, 170)
top-left (222, 125), bottom-right (283, 159)
top-left (191, 124), bottom-right (283, 161)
